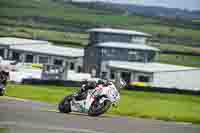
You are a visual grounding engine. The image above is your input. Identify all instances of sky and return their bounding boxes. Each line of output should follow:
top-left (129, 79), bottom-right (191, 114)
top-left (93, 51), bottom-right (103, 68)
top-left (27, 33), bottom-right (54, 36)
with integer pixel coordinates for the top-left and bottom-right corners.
top-left (73, 0), bottom-right (200, 10)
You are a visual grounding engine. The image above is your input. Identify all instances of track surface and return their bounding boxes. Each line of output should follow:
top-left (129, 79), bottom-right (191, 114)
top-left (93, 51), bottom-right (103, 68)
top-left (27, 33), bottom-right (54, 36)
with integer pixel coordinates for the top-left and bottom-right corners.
top-left (0, 97), bottom-right (200, 133)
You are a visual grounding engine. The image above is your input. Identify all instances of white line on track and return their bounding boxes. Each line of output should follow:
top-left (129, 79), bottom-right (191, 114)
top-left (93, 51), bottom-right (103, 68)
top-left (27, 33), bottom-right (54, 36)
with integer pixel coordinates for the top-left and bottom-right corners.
top-left (0, 96), bottom-right (28, 102)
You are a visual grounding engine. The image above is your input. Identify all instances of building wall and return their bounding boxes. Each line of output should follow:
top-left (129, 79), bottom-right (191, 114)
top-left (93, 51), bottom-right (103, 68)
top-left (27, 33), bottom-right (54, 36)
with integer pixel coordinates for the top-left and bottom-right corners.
top-left (83, 46), bottom-right (102, 77)
top-left (105, 66), bottom-right (153, 83)
top-left (72, 57), bottom-right (83, 73)
top-left (8, 49), bottom-right (83, 72)
top-left (101, 48), bottom-right (129, 61)
top-left (153, 70), bottom-right (200, 90)
top-left (132, 72), bottom-right (153, 82)
top-left (85, 46), bottom-right (157, 78)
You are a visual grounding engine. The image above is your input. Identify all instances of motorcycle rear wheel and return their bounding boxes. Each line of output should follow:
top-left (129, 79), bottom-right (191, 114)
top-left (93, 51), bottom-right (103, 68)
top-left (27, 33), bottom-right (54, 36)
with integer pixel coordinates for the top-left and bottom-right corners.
top-left (88, 98), bottom-right (111, 117)
top-left (58, 97), bottom-right (71, 113)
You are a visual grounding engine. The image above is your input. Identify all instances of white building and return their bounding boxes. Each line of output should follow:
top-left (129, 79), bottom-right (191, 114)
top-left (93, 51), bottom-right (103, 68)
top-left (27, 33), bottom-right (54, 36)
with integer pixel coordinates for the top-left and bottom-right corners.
top-left (0, 37), bottom-right (84, 72)
top-left (107, 61), bottom-right (200, 90)
top-left (0, 37), bottom-right (85, 80)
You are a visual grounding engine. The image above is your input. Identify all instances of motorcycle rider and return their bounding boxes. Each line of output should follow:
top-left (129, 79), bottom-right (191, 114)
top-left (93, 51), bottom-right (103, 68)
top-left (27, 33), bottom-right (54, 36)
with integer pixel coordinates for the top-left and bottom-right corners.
top-left (75, 73), bottom-right (126, 101)
top-left (74, 79), bottom-right (107, 101)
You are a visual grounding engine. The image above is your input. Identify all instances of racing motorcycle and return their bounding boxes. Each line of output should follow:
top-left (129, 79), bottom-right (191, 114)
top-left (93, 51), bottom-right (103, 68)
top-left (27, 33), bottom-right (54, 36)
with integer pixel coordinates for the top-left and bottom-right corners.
top-left (58, 79), bottom-right (126, 116)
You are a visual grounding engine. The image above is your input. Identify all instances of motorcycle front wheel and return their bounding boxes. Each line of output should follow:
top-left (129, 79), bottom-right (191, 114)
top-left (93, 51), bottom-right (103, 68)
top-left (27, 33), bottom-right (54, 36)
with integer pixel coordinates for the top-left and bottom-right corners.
top-left (58, 96), bottom-right (71, 113)
top-left (88, 98), bottom-right (111, 117)
top-left (0, 89), bottom-right (5, 96)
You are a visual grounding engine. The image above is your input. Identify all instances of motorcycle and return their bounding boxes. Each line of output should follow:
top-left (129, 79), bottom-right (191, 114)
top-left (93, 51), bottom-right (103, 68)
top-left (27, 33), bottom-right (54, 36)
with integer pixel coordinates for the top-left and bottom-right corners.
top-left (58, 79), bottom-right (126, 116)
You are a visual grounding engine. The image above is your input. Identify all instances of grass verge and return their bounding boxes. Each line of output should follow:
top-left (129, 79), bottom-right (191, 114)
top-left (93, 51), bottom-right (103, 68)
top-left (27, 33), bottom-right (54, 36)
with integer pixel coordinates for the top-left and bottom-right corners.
top-left (159, 54), bottom-right (200, 68)
top-left (5, 84), bottom-right (200, 124)
top-left (0, 128), bottom-right (9, 133)
top-left (150, 43), bottom-right (200, 55)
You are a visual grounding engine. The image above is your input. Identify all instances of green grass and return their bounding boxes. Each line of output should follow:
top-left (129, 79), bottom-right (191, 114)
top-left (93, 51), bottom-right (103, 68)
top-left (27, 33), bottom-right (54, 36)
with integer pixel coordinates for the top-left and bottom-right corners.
top-left (5, 84), bottom-right (200, 124)
top-left (0, 128), bottom-right (9, 133)
top-left (6, 84), bottom-right (77, 103)
top-left (135, 24), bottom-right (200, 41)
top-left (158, 54), bottom-right (200, 68)
top-left (192, 19), bottom-right (200, 23)
top-left (150, 43), bottom-right (200, 54)
top-left (0, 25), bottom-right (88, 47)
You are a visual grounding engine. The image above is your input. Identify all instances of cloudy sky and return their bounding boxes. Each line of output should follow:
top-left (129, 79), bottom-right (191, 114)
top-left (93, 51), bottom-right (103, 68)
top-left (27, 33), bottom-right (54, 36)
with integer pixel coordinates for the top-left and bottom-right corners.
top-left (74, 0), bottom-right (200, 10)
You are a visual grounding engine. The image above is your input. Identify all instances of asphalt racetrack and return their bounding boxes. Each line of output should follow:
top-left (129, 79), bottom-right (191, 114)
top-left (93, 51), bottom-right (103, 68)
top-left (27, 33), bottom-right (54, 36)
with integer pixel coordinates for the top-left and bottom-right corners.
top-left (0, 97), bottom-right (200, 133)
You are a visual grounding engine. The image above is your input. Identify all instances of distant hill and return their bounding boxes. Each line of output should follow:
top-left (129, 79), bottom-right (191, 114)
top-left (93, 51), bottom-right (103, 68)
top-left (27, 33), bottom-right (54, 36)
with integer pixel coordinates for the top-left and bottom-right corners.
top-left (120, 4), bottom-right (200, 20)
top-left (69, 1), bottom-right (200, 20)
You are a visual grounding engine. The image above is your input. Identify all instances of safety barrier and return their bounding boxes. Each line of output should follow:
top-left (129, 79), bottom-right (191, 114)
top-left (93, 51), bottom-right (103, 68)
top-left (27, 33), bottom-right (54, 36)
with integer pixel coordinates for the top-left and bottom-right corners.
top-left (22, 79), bottom-right (82, 87)
top-left (127, 85), bottom-right (200, 96)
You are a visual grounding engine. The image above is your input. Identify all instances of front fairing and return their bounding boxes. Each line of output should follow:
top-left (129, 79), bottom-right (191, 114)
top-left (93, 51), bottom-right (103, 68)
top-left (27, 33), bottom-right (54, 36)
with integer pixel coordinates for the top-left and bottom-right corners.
top-left (104, 85), bottom-right (120, 103)
top-left (70, 89), bottom-right (96, 113)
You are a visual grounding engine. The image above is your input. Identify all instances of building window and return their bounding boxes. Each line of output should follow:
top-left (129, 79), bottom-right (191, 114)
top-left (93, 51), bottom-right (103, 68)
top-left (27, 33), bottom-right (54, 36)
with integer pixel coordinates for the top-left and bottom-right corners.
top-left (102, 48), bottom-right (117, 57)
top-left (0, 49), bottom-right (4, 58)
top-left (148, 51), bottom-right (156, 62)
top-left (110, 70), bottom-right (115, 79)
top-left (128, 51), bottom-right (137, 61)
top-left (12, 51), bottom-right (20, 61)
top-left (77, 66), bottom-right (82, 73)
top-left (132, 36), bottom-right (146, 44)
top-left (138, 75), bottom-right (150, 82)
top-left (25, 54), bottom-right (34, 63)
top-left (102, 48), bottom-right (107, 56)
top-left (121, 72), bottom-right (131, 83)
top-left (39, 56), bottom-right (49, 64)
top-left (101, 72), bottom-right (107, 79)
top-left (91, 68), bottom-right (97, 77)
top-left (70, 62), bottom-right (75, 70)
top-left (54, 59), bottom-right (63, 66)
top-left (128, 50), bottom-right (145, 62)
top-left (98, 33), bottom-right (129, 43)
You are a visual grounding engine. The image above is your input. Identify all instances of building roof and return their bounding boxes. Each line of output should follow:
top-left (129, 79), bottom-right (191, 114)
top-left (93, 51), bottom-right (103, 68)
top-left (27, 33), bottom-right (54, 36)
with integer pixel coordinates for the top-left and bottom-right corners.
top-left (107, 61), bottom-right (200, 73)
top-left (10, 44), bottom-right (84, 58)
top-left (96, 42), bottom-right (159, 51)
top-left (88, 28), bottom-right (152, 37)
top-left (0, 37), bottom-right (50, 46)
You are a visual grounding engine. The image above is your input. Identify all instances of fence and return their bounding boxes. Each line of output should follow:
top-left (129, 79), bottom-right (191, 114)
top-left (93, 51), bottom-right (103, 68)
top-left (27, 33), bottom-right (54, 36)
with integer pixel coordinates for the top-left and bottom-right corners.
top-left (22, 79), bottom-right (82, 87)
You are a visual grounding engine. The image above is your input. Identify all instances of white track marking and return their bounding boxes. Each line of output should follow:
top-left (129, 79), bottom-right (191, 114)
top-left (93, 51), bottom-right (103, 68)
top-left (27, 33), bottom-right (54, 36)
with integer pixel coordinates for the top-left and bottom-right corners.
top-left (0, 96), bottom-right (28, 102)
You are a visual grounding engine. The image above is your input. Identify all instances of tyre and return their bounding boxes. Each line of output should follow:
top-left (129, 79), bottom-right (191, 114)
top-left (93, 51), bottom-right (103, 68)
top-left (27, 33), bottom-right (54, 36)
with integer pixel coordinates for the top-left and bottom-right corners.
top-left (0, 90), bottom-right (5, 96)
top-left (58, 97), bottom-right (71, 113)
top-left (88, 98), bottom-right (111, 117)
